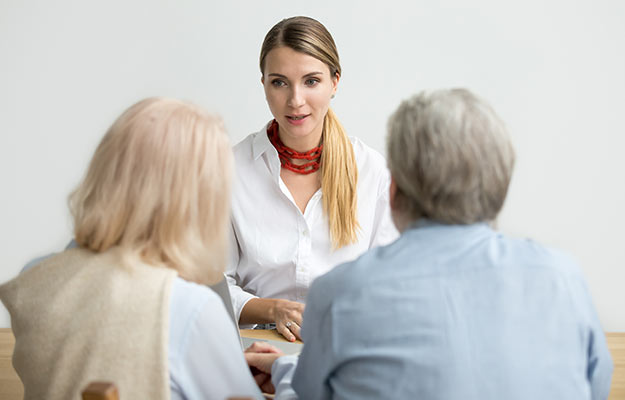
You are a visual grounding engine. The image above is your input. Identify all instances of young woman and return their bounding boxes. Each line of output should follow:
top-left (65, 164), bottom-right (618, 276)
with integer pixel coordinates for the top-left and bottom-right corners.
top-left (0, 98), bottom-right (264, 400)
top-left (226, 16), bottom-right (398, 341)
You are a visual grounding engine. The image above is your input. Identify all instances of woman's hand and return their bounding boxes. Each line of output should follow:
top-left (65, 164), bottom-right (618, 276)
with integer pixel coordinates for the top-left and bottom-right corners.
top-left (270, 299), bottom-right (305, 342)
top-left (240, 298), bottom-right (305, 342)
top-left (244, 341), bottom-right (284, 394)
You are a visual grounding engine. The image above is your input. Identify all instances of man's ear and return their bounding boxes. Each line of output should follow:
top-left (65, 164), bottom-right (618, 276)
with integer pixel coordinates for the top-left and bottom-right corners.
top-left (389, 176), bottom-right (398, 211)
top-left (389, 176), bottom-right (408, 233)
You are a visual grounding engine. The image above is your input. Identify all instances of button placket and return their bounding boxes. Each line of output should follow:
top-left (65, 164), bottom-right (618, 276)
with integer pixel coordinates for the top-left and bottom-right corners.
top-left (295, 215), bottom-right (312, 301)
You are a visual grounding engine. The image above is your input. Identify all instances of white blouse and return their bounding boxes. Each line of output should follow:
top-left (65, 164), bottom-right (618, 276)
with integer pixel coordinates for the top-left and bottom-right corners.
top-left (226, 123), bottom-right (399, 323)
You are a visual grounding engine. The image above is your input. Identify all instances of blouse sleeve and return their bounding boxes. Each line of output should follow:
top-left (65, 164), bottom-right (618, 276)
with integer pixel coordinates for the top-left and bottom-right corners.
top-left (368, 168), bottom-right (399, 249)
top-left (168, 278), bottom-right (263, 400)
top-left (225, 220), bottom-right (258, 325)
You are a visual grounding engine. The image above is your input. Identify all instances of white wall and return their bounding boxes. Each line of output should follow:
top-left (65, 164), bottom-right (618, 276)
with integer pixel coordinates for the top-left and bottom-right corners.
top-left (1, 0), bottom-right (623, 331)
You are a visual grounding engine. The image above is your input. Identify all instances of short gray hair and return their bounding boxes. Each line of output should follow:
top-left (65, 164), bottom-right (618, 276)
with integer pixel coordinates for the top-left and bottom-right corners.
top-left (386, 88), bottom-right (515, 224)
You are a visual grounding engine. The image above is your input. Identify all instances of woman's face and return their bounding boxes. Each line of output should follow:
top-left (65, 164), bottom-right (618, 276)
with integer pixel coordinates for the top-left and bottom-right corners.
top-left (262, 46), bottom-right (338, 149)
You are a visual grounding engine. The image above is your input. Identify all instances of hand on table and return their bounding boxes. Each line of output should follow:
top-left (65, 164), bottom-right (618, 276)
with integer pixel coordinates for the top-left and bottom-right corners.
top-left (271, 299), bottom-right (305, 342)
top-left (239, 297), bottom-right (305, 341)
top-left (244, 341), bottom-right (284, 394)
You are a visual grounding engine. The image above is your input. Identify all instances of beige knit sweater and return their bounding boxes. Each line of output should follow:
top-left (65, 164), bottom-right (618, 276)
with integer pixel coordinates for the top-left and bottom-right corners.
top-left (0, 247), bottom-right (176, 400)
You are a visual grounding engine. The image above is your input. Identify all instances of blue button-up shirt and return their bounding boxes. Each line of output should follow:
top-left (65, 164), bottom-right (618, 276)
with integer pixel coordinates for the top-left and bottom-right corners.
top-left (272, 221), bottom-right (613, 400)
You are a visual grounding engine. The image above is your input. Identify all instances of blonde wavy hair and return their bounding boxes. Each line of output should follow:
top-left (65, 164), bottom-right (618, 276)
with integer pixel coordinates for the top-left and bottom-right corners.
top-left (69, 97), bottom-right (233, 284)
top-left (260, 16), bottom-right (359, 249)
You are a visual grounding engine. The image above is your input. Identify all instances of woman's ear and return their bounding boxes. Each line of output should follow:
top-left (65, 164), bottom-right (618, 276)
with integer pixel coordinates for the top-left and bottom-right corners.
top-left (331, 72), bottom-right (340, 96)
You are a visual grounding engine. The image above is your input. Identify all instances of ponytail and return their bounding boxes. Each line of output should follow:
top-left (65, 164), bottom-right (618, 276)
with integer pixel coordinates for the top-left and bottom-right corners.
top-left (321, 108), bottom-right (359, 249)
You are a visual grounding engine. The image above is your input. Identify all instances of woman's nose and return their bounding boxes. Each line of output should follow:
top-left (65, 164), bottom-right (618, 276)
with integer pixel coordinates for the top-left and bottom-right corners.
top-left (287, 86), bottom-right (305, 108)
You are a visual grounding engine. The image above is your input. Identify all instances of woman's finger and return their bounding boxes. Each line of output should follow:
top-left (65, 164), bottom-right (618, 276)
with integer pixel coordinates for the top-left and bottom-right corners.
top-left (245, 341), bottom-right (281, 354)
top-left (285, 308), bottom-right (302, 324)
top-left (283, 319), bottom-right (302, 341)
top-left (292, 312), bottom-right (303, 327)
top-left (245, 352), bottom-right (280, 374)
top-left (277, 322), bottom-right (296, 342)
top-left (290, 321), bottom-right (302, 341)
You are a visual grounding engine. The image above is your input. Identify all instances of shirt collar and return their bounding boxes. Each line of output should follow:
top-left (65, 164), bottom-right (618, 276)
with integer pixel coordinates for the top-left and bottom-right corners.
top-left (406, 218), bottom-right (493, 235)
top-left (252, 121), bottom-right (275, 160)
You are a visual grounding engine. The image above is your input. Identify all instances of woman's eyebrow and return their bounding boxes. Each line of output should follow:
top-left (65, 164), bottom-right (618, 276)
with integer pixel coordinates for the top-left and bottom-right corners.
top-left (267, 71), bottom-right (324, 79)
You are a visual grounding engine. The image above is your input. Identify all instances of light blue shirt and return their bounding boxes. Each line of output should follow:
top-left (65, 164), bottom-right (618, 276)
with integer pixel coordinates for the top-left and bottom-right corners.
top-left (168, 278), bottom-right (262, 400)
top-left (23, 245), bottom-right (263, 400)
top-left (272, 221), bottom-right (613, 400)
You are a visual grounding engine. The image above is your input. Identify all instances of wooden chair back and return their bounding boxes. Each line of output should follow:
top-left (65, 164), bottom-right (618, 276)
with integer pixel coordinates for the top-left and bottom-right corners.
top-left (81, 382), bottom-right (118, 400)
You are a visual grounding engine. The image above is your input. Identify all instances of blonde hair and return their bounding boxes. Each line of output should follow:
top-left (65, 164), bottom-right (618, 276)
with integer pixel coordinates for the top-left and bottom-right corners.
top-left (260, 16), bottom-right (359, 249)
top-left (69, 97), bottom-right (233, 284)
top-left (387, 89), bottom-right (515, 224)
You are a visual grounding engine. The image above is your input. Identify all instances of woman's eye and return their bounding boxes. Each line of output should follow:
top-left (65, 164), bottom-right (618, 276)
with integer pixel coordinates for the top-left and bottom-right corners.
top-left (271, 79), bottom-right (286, 87)
top-left (305, 79), bottom-right (319, 87)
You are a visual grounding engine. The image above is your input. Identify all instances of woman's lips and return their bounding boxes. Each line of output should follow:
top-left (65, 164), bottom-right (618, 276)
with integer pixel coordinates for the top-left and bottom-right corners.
top-left (286, 114), bottom-right (310, 126)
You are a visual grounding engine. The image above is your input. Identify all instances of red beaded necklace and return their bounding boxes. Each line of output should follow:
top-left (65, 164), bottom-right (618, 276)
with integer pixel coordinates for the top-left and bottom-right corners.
top-left (267, 120), bottom-right (323, 175)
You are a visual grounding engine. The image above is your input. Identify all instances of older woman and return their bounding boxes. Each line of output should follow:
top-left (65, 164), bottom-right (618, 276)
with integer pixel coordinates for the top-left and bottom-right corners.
top-left (246, 89), bottom-right (613, 399)
top-left (227, 16), bottom-right (398, 341)
top-left (0, 98), bottom-right (263, 400)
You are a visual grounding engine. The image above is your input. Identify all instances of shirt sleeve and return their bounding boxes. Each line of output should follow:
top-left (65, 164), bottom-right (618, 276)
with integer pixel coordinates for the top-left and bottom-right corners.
top-left (225, 220), bottom-right (258, 326)
top-left (580, 283), bottom-right (614, 400)
top-left (271, 355), bottom-right (299, 400)
top-left (368, 168), bottom-right (399, 249)
top-left (565, 269), bottom-right (613, 400)
top-left (168, 279), bottom-right (263, 400)
top-left (288, 276), bottom-right (336, 400)
top-left (588, 326), bottom-right (613, 400)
